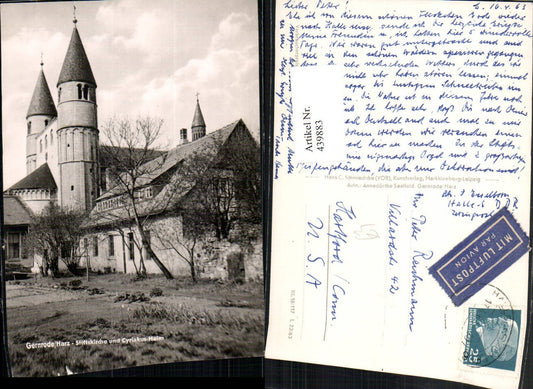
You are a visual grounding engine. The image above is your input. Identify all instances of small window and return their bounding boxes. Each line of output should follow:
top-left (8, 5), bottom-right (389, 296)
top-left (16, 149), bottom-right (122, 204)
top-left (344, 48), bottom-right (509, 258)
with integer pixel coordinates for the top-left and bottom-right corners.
top-left (40, 140), bottom-right (42, 152)
top-left (93, 236), bottom-right (98, 257)
top-left (108, 235), bottom-right (115, 257)
top-left (71, 185), bottom-right (74, 191)
top-left (7, 233), bottom-right (20, 259)
top-left (144, 231), bottom-right (151, 260)
top-left (44, 119), bottom-right (49, 127)
top-left (45, 152), bottom-right (48, 161)
top-left (58, 87), bottom-right (62, 101)
top-left (27, 121), bottom-right (31, 134)
top-left (83, 85), bottom-right (89, 100)
top-left (77, 84), bottom-right (82, 99)
top-left (128, 233), bottom-right (135, 261)
top-left (45, 135), bottom-right (48, 148)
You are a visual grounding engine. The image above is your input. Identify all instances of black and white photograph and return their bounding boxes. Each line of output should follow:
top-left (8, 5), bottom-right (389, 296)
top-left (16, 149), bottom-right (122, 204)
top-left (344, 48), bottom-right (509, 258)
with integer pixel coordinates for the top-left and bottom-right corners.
top-left (1, 0), bottom-right (263, 377)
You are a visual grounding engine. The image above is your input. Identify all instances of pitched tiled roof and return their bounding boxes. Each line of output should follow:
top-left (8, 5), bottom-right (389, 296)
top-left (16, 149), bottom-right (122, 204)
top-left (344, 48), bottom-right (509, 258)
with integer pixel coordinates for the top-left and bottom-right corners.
top-left (142, 119), bottom-right (238, 184)
top-left (98, 119), bottom-right (240, 199)
top-left (7, 163), bottom-right (57, 191)
top-left (57, 26), bottom-right (96, 86)
top-left (26, 68), bottom-right (57, 119)
top-left (3, 195), bottom-right (33, 226)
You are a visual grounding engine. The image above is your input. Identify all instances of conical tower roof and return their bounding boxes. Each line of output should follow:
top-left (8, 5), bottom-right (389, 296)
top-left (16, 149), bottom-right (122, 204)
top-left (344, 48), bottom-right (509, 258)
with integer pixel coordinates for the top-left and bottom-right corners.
top-left (26, 67), bottom-right (57, 119)
top-left (191, 98), bottom-right (206, 128)
top-left (57, 24), bottom-right (96, 87)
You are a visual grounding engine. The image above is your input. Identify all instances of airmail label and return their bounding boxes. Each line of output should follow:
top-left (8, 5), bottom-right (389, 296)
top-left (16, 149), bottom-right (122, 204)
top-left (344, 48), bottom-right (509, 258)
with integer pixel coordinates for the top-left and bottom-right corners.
top-left (429, 207), bottom-right (530, 306)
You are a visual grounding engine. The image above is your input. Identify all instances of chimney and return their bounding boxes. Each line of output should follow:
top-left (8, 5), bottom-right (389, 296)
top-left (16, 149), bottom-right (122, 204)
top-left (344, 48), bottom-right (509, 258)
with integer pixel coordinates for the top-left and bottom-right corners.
top-left (179, 128), bottom-right (188, 145)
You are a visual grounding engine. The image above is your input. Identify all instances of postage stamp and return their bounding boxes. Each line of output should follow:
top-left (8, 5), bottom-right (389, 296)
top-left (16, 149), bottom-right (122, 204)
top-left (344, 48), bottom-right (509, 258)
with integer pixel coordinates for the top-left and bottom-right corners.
top-left (462, 307), bottom-right (521, 371)
top-left (428, 207), bottom-right (530, 306)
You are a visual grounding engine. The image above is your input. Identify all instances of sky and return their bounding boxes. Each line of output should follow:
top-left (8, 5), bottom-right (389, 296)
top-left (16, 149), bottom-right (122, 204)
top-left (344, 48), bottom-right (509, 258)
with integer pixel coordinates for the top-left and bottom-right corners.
top-left (1, 0), bottom-right (259, 188)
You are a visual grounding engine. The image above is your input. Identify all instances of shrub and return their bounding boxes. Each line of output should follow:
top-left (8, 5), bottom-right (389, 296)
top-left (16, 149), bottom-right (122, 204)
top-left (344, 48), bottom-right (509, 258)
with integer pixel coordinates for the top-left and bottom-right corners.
top-left (68, 279), bottom-right (82, 288)
top-left (131, 303), bottom-right (263, 333)
top-left (150, 288), bottom-right (163, 297)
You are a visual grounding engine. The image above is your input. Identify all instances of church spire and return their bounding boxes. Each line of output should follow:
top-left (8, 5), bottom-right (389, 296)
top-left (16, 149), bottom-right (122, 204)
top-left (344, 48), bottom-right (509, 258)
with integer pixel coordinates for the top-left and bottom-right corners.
top-left (26, 62), bottom-right (57, 119)
top-left (191, 94), bottom-right (206, 141)
top-left (57, 17), bottom-right (96, 87)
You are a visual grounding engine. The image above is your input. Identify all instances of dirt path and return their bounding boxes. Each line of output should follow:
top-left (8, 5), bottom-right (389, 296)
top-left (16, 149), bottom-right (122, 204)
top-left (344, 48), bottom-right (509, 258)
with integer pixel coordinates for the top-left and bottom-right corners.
top-left (6, 284), bottom-right (82, 308)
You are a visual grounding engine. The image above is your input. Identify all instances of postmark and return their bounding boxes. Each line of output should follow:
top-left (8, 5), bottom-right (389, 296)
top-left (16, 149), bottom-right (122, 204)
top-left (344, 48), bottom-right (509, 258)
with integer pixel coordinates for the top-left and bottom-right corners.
top-left (428, 207), bottom-right (529, 306)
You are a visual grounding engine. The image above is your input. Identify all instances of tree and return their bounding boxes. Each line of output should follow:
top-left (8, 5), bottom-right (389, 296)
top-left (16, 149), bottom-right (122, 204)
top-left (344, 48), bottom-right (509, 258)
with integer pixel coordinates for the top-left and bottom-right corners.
top-left (98, 116), bottom-right (177, 279)
top-left (185, 162), bottom-right (237, 240)
top-left (182, 125), bottom-right (261, 241)
top-left (24, 203), bottom-right (86, 277)
top-left (149, 214), bottom-right (205, 283)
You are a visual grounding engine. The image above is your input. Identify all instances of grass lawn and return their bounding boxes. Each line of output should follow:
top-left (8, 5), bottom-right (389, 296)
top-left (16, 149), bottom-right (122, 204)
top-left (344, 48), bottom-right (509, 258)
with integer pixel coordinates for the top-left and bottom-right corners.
top-left (6, 273), bottom-right (265, 377)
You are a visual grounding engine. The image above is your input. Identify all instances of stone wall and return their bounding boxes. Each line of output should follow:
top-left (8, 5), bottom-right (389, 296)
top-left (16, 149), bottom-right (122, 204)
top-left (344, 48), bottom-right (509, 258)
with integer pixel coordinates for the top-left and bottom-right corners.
top-left (195, 236), bottom-right (262, 282)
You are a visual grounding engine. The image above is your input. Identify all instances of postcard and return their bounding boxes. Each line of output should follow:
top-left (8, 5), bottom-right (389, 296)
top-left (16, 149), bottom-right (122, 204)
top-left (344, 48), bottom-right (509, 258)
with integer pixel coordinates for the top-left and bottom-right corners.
top-left (265, 1), bottom-right (531, 388)
top-left (2, 0), bottom-right (263, 377)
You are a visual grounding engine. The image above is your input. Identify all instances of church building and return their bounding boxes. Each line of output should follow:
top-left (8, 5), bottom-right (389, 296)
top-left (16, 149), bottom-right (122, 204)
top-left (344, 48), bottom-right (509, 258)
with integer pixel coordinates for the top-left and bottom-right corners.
top-left (3, 17), bottom-right (262, 282)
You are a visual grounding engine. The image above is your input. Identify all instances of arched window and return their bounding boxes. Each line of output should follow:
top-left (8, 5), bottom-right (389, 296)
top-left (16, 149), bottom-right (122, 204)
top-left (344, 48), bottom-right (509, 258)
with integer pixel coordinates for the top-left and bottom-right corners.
top-left (40, 140), bottom-right (42, 152)
top-left (44, 119), bottom-right (48, 127)
top-left (58, 87), bottom-right (62, 101)
top-left (50, 132), bottom-right (53, 145)
top-left (45, 135), bottom-right (48, 148)
top-left (83, 85), bottom-right (89, 100)
top-left (77, 84), bottom-right (82, 99)
top-left (27, 121), bottom-right (31, 134)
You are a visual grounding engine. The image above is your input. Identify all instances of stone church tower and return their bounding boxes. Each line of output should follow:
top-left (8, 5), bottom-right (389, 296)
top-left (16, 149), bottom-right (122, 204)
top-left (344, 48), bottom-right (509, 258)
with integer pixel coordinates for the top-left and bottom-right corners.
top-left (56, 18), bottom-right (99, 212)
top-left (18, 16), bottom-right (98, 214)
top-left (26, 62), bottom-right (57, 175)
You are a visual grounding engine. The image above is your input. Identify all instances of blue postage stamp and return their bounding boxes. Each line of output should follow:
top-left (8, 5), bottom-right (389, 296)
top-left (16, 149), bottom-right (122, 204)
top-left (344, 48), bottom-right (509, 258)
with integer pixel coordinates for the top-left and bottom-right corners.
top-left (429, 207), bottom-right (530, 306)
top-left (462, 308), bottom-right (520, 371)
